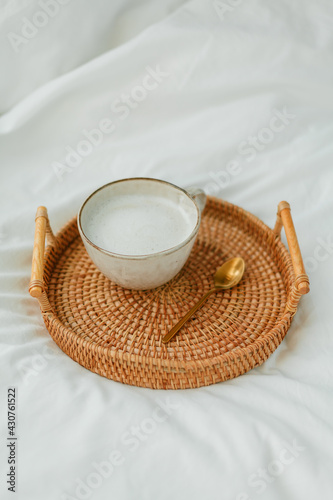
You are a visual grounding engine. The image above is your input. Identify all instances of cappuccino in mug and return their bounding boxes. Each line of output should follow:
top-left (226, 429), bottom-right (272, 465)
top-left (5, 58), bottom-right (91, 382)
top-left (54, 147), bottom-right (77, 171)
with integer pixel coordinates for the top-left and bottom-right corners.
top-left (78, 178), bottom-right (206, 289)
top-left (84, 194), bottom-right (197, 256)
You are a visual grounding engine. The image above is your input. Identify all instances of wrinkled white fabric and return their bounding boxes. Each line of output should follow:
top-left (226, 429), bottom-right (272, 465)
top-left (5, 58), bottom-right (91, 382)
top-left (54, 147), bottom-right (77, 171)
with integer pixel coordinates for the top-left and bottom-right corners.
top-left (1, 0), bottom-right (333, 499)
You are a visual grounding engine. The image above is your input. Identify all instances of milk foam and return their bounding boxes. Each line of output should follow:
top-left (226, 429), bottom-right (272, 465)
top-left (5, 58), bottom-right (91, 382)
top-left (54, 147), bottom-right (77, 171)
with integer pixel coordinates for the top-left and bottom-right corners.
top-left (84, 194), bottom-right (197, 255)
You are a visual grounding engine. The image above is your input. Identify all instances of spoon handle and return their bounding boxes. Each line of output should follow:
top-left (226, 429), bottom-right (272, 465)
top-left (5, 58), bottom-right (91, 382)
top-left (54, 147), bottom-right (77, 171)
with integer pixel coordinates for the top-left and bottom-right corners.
top-left (162, 288), bottom-right (217, 344)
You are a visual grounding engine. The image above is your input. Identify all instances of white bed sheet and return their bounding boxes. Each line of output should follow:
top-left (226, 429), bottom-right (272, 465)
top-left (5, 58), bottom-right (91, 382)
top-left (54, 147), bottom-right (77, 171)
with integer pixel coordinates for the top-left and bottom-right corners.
top-left (1, 1), bottom-right (333, 499)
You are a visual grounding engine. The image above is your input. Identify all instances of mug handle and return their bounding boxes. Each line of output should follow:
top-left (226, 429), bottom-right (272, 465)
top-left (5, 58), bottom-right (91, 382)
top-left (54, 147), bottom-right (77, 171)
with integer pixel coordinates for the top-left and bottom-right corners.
top-left (186, 187), bottom-right (207, 214)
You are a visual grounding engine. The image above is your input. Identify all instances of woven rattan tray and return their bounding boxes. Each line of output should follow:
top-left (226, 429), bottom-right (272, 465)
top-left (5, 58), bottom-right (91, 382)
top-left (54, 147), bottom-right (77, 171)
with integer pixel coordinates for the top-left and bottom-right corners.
top-left (29, 197), bottom-right (309, 389)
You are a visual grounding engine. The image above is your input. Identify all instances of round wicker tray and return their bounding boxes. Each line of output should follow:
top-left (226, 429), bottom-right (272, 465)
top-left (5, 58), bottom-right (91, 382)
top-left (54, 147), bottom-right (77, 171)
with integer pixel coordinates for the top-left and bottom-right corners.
top-left (29, 197), bottom-right (309, 389)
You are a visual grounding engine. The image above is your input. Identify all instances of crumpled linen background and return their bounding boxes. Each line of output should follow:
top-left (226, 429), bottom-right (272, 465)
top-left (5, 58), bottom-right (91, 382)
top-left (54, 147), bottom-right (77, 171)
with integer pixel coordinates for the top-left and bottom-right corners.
top-left (1, 0), bottom-right (333, 499)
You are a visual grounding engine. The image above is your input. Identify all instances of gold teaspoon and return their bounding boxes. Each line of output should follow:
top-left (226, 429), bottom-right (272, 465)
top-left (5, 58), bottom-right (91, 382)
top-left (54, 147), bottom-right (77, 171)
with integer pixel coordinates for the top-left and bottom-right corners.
top-left (162, 257), bottom-right (245, 344)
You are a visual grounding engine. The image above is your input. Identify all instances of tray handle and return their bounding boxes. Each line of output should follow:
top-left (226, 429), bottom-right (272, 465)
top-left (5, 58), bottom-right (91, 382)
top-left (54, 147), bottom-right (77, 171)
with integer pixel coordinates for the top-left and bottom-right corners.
top-left (29, 206), bottom-right (56, 312)
top-left (274, 201), bottom-right (310, 312)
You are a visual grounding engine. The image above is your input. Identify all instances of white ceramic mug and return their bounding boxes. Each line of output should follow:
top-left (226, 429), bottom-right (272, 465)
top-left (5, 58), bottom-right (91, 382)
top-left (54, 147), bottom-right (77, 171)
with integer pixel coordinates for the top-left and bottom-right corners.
top-left (77, 178), bottom-right (206, 290)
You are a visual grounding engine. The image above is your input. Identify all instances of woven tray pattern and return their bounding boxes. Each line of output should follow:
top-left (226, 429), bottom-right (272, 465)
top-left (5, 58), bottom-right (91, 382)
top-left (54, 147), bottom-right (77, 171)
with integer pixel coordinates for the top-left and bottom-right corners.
top-left (40, 197), bottom-right (298, 389)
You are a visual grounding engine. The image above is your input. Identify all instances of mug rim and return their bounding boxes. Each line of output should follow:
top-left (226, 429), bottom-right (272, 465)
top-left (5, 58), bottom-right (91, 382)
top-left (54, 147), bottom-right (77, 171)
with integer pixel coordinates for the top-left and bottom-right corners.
top-left (77, 177), bottom-right (201, 261)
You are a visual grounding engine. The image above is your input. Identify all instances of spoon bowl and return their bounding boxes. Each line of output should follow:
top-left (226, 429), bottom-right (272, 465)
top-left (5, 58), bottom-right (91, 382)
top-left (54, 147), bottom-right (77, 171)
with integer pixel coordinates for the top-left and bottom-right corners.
top-left (214, 257), bottom-right (245, 289)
